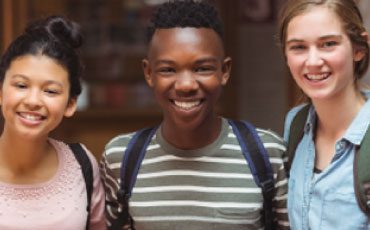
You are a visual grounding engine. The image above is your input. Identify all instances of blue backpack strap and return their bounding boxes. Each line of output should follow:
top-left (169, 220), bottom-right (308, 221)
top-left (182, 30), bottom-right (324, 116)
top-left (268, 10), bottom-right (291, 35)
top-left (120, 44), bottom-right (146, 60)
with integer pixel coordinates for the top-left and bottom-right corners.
top-left (68, 143), bottom-right (93, 230)
top-left (228, 119), bottom-right (275, 230)
top-left (111, 126), bottom-right (157, 230)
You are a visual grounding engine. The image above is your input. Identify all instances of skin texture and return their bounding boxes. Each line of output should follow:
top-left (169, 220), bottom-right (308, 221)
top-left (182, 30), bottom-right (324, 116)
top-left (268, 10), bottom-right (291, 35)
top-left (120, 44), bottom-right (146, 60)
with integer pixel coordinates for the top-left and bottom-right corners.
top-left (0, 54), bottom-right (76, 183)
top-left (143, 27), bottom-right (231, 149)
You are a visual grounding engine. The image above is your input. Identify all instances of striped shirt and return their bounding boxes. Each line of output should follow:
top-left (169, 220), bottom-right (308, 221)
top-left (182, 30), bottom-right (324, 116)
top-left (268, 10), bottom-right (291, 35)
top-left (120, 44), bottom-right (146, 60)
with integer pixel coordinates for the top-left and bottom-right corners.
top-left (100, 118), bottom-right (289, 229)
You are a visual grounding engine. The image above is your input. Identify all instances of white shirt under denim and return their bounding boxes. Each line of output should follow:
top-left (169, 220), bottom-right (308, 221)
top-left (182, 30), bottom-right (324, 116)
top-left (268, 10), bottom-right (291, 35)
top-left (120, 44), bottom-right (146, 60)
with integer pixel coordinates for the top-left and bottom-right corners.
top-left (284, 92), bottom-right (370, 230)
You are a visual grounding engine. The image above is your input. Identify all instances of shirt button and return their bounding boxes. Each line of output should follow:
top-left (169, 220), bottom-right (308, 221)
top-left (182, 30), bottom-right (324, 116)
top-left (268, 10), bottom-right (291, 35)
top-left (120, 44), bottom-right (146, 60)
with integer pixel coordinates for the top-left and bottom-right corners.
top-left (304, 123), bottom-right (311, 134)
top-left (336, 141), bottom-right (346, 151)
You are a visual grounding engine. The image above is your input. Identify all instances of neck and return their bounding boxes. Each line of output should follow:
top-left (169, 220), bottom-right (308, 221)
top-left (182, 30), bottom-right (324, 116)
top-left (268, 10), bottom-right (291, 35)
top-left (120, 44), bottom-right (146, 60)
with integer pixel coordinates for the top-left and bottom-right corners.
top-left (0, 132), bottom-right (51, 172)
top-left (312, 89), bottom-right (365, 139)
top-left (161, 116), bottom-right (222, 150)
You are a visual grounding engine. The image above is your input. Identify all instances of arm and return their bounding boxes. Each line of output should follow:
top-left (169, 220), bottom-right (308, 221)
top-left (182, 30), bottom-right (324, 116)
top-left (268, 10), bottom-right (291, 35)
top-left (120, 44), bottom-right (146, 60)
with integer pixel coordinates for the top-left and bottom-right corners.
top-left (273, 155), bottom-right (290, 230)
top-left (259, 130), bottom-right (290, 229)
top-left (100, 153), bottom-right (132, 230)
top-left (100, 154), bottom-right (119, 226)
top-left (82, 146), bottom-right (107, 230)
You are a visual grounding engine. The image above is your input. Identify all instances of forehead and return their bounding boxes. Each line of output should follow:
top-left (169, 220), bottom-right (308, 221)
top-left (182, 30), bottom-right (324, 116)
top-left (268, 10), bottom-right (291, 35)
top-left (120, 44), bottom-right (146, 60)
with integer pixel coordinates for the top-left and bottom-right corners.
top-left (286, 6), bottom-right (344, 40)
top-left (5, 55), bottom-right (68, 83)
top-left (148, 27), bottom-right (224, 59)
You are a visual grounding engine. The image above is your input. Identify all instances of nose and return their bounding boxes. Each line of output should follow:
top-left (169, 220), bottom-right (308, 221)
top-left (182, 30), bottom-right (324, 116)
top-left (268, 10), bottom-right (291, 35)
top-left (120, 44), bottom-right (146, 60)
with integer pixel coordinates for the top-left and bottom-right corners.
top-left (24, 89), bottom-right (42, 109)
top-left (174, 71), bottom-right (199, 94)
top-left (306, 48), bottom-right (324, 67)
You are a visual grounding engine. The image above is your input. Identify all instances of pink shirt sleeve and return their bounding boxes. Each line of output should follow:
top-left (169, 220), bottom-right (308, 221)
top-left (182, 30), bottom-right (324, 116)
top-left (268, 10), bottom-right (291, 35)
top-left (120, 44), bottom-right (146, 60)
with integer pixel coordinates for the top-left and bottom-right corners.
top-left (83, 145), bottom-right (107, 230)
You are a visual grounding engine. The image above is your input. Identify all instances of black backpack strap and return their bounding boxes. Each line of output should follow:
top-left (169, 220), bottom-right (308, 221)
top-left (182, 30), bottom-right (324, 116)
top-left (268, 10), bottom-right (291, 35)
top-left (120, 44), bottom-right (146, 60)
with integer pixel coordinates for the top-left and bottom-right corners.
top-left (354, 125), bottom-right (370, 216)
top-left (228, 119), bottom-right (275, 230)
top-left (285, 104), bottom-right (310, 174)
top-left (69, 143), bottom-right (93, 230)
top-left (110, 127), bottom-right (157, 230)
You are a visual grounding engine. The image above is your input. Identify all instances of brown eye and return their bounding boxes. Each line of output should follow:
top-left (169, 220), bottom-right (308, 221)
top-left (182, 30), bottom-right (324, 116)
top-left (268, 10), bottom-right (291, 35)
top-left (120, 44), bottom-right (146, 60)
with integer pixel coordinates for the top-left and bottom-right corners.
top-left (158, 67), bottom-right (176, 75)
top-left (195, 66), bottom-right (215, 74)
top-left (322, 41), bottom-right (338, 48)
top-left (15, 83), bottom-right (27, 89)
top-left (289, 44), bottom-right (306, 51)
top-left (44, 89), bottom-right (59, 95)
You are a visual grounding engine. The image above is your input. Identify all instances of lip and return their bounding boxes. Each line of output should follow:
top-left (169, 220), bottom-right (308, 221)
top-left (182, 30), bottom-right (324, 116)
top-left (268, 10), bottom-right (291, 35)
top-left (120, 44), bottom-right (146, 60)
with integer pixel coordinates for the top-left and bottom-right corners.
top-left (17, 111), bottom-right (46, 126)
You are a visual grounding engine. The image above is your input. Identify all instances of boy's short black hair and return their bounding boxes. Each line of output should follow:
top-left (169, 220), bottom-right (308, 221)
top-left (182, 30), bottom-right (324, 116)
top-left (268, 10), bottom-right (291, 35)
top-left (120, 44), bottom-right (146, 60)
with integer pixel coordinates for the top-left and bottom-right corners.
top-left (147, 0), bottom-right (223, 42)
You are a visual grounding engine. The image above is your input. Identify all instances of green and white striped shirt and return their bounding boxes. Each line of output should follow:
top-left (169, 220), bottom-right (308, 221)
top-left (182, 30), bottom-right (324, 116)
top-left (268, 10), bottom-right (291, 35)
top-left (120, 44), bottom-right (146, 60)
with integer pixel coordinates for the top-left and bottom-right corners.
top-left (101, 118), bottom-right (289, 229)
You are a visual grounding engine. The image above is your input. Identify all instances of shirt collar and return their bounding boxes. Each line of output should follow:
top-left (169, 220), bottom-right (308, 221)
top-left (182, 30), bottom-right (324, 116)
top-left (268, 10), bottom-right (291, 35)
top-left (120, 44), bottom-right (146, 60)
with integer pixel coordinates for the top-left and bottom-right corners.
top-left (303, 91), bottom-right (370, 146)
top-left (304, 105), bottom-right (317, 135)
top-left (342, 91), bottom-right (370, 145)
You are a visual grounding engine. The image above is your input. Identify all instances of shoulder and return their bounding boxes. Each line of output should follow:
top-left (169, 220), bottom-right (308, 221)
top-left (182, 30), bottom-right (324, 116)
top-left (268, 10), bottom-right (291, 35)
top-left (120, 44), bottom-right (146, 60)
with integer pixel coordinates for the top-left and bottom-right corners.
top-left (285, 104), bottom-right (308, 123)
top-left (255, 128), bottom-right (286, 158)
top-left (283, 103), bottom-right (309, 141)
top-left (256, 128), bottom-right (285, 146)
top-left (50, 138), bottom-right (100, 174)
top-left (103, 132), bottom-right (136, 165)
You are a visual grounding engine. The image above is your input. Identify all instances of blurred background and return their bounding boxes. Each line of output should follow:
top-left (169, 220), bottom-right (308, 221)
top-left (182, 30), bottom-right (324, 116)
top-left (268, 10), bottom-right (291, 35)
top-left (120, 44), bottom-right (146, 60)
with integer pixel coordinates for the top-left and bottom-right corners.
top-left (1, 0), bottom-right (370, 159)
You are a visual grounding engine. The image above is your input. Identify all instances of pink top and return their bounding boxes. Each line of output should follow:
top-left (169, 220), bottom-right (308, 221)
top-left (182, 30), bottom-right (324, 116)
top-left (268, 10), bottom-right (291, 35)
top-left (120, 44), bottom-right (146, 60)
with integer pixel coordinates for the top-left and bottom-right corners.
top-left (0, 139), bottom-right (106, 230)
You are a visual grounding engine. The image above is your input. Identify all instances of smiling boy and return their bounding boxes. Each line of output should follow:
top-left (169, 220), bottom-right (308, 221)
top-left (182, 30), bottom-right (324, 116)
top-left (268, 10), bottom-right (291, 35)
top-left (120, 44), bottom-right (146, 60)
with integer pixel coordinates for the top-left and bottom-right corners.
top-left (100, 1), bottom-right (288, 229)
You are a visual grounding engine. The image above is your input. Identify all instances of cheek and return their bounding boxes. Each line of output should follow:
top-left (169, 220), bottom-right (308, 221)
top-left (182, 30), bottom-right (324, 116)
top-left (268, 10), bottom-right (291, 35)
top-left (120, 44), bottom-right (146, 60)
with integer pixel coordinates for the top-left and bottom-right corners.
top-left (200, 78), bottom-right (223, 99)
top-left (1, 90), bottom-right (19, 107)
top-left (45, 97), bottom-right (70, 115)
top-left (286, 55), bottom-right (301, 71)
top-left (286, 55), bottom-right (306, 81)
top-left (328, 52), bottom-right (352, 72)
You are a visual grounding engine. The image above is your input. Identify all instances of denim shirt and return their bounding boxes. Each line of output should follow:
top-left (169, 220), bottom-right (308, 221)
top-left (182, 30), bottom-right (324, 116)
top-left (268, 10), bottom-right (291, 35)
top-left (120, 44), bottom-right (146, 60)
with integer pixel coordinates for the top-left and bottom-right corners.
top-left (284, 92), bottom-right (370, 230)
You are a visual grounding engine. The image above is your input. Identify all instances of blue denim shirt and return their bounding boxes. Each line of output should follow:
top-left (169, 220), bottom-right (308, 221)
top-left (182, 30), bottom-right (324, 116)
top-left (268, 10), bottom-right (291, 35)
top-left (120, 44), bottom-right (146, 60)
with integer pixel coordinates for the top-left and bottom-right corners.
top-left (284, 92), bottom-right (370, 230)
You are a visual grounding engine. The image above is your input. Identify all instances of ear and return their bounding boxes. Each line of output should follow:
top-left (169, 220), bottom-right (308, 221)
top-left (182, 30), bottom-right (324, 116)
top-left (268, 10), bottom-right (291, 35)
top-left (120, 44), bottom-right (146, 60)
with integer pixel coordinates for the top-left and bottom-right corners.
top-left (221, 57), bottom-right (232, 86)
top-left (142, 59), bottom-right (154, 87)
top-left (354, 32), bottom-right (368, 61)
top-left (63, 97), bottom-right (77, 118)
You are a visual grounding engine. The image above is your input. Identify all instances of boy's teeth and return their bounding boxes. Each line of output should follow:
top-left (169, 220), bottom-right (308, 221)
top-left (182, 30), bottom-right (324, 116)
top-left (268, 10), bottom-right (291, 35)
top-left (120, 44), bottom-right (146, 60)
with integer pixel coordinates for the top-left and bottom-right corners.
top-left (174, 100), bottom-right (200, 109)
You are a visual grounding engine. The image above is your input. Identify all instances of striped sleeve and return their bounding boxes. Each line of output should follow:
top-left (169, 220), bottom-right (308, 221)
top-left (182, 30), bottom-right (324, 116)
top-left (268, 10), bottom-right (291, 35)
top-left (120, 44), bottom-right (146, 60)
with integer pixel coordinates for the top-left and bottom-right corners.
top-left (257, 128), bottom-right (290, 229)
top-left (99, 133), bottom-right (133, 229)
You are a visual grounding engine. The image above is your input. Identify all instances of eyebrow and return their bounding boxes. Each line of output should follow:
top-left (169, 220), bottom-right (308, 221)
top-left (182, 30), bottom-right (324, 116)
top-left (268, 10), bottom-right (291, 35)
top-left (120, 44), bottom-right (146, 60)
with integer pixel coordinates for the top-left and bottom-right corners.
top-left (154, 57), bottom-right (220, 66)
top-left (11, 74), bottom-right (64, 87)
top-left (194, 57), bottom-right (220, 64)
top-left (286, 34), bottom-right (343, 44)
top-left (11, 74), bottom-right (28, 81)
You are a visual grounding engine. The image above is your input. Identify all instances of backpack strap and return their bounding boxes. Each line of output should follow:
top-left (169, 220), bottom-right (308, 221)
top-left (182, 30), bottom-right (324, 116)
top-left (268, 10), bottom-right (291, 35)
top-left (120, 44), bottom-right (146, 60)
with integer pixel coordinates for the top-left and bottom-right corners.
top-left (68, 143), bottom-right (93, 230)
top-left (228, 119), bottom-right (275, 230)
top-left (354, 125), bottom-right (370, 216)
top-left (285, 104), bottom-right (310, 174)
top-left (110, 127), bottom-right (157, 230)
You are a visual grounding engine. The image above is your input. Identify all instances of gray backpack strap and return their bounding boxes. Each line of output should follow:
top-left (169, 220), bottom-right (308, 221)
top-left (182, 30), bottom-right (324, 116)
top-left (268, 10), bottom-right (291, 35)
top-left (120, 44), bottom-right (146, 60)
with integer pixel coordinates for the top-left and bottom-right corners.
top-left (285, 104), bottom-right (310, 174)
